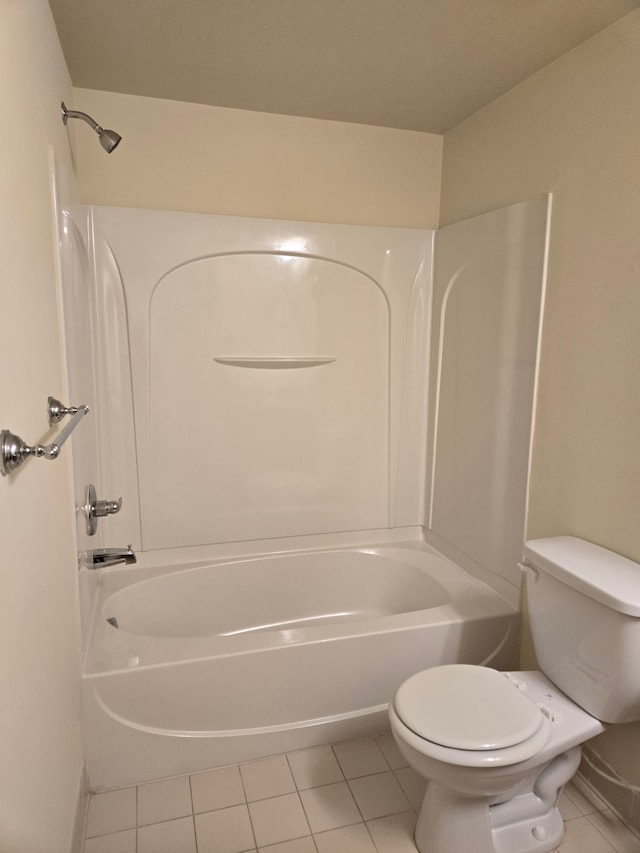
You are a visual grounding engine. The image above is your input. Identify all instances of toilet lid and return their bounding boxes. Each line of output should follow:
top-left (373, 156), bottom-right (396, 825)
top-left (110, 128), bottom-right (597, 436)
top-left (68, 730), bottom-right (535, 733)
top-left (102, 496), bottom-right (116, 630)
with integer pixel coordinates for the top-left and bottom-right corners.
top-left (394, 665), bottom-right (543, 751)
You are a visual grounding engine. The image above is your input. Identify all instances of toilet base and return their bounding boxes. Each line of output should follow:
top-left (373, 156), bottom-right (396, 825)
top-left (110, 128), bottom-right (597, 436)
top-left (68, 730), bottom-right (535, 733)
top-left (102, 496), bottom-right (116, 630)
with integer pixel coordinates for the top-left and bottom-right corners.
top-left (415, 784), bottom-right (495, 853)
top-left (491, 804), bottom-right (564, 853)
top-left (413, 746), bottom-right (582, 853)
top-left (489, 747), bottom-right (581, 852)
top-left (414, 783), bottom-right (565, 853)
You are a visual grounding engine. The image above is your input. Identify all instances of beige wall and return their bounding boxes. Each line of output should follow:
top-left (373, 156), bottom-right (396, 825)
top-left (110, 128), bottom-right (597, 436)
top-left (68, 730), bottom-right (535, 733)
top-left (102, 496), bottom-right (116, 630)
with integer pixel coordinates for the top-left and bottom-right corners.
top-left (441, 8), bottom-right (640, 805)
top-left (15, 3), bottom-right (636, 837)
top-left (72, 88), bottom-right (442, 228)
top-left (0, 2), bottom-right (84, 851)
top-left (442, 11), bottom-right (640, 561)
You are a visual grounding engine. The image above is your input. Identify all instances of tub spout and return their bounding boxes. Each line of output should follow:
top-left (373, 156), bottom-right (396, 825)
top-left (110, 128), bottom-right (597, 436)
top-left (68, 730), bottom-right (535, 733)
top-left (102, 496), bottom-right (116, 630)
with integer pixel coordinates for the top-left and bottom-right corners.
top-left (91, 546), bottom-right (137, 569)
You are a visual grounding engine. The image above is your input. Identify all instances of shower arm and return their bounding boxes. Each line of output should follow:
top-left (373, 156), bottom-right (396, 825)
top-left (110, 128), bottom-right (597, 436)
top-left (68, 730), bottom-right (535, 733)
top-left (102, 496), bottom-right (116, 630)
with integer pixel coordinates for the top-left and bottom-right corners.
top-left (61, 103), bottom-right (102, 133)
top-left (61, 102), bottom-right (122, 153)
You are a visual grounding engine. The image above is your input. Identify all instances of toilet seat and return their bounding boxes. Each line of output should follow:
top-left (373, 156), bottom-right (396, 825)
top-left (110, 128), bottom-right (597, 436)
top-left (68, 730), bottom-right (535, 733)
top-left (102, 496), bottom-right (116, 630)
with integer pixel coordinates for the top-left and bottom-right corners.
top-left (392, 665), bottom-right (552, 768)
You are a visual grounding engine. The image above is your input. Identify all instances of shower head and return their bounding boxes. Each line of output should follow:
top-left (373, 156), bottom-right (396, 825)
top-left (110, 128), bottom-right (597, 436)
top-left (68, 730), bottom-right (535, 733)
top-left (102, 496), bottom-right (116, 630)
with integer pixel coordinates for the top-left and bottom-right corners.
top-left (96, 127), bottom-right (122, 154)
top-left (61, 102), bottom-right (122, 153)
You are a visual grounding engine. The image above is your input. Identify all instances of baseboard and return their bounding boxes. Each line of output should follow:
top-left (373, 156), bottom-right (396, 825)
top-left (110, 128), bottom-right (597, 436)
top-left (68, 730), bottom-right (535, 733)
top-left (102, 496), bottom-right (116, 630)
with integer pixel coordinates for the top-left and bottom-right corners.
top-left (69, 763), bottom-right (90, 853)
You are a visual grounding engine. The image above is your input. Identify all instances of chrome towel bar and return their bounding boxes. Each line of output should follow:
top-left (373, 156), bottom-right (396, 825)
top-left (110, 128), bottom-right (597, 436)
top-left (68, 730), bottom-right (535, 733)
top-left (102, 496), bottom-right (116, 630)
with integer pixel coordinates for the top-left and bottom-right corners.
top-left (1, 397), bottom-right (89, 476)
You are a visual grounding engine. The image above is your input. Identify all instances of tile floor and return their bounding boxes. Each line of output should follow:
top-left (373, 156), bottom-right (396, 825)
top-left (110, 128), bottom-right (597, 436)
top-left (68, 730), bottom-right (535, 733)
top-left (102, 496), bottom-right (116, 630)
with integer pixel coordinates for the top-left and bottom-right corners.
top-left (83, 734), bottom-right (640, 852)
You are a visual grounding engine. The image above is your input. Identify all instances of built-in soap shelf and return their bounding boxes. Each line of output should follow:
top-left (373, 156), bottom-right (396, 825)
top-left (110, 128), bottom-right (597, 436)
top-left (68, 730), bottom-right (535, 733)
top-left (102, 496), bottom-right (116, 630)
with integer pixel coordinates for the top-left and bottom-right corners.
top-left (214, 356), bottom-right (336, 369)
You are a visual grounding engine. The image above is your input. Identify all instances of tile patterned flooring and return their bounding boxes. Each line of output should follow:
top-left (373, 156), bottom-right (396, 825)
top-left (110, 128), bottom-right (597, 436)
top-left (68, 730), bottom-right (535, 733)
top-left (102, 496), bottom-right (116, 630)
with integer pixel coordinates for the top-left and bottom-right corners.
top-left (83, 734), bottom-right (640, 852)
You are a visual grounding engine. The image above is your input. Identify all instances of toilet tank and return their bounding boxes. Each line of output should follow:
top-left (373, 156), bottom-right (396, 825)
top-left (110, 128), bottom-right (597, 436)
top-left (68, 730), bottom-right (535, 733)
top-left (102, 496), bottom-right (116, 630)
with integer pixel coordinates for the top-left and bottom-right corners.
top-left (523, 536), bottom-right (640, 723)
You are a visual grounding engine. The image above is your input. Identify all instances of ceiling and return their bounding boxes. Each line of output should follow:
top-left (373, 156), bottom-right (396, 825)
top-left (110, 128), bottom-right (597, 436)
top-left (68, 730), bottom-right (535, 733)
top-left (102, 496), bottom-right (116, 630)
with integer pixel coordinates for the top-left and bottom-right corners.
top-left (49, 0), bottom-right (638, 134)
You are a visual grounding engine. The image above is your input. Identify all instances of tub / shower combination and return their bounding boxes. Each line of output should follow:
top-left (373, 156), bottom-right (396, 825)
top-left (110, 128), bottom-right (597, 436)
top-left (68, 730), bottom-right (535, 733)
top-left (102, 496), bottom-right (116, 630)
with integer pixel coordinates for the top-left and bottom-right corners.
top-left (68, 200), bottom-right (548, 790)
top-left (83, 541), bottom-right (519, 790)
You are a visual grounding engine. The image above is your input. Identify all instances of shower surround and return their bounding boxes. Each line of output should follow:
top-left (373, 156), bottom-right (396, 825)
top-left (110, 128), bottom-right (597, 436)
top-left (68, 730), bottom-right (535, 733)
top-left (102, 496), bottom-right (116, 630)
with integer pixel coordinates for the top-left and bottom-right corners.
top-left (56, 198), bottom-right (549, 789)
top-left (88, 208), bottom-right (434, 553)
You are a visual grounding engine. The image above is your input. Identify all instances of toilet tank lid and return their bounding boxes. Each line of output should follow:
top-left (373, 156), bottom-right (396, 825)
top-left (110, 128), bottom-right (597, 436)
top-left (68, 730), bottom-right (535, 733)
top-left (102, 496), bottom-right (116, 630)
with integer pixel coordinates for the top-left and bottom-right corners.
top-left (524, 536), bottom-right (640, 617)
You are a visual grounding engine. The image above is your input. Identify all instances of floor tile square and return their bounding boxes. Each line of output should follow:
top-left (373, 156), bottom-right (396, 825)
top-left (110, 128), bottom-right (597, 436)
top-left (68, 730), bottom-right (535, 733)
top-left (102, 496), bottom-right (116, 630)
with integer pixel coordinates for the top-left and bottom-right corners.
top-left (556, 815), bottom-right (618, 852)
top-left (248, 793), bottom-right (310, 847)
top-left (137, 775), bottom-right (192, 826)
top-left (314, 822), bottom-right (377, 852)
top-left (195, 804), bottom-right (255, 853)
top-left (191, 765), bottom-right (246, 813)
top-left (258, 837), bottom-right (316, 852)
top-left (287, 746), bottom-right (344, 790)
top-left (366, 811), bottom-right (417, 852)
top-left (333, 738), bottom-right (389, 779)
top-left (299, 782), bottom-right (361, 834)
top-left (137, 816), bottom-right (197, 853)
top-left (375, 734), bottom-right (408, 770)
top-left (83, 829), bottom-right (136, 853)
top-left (85, 788), bottom-right (137, 838)
top-left (348, 771), bottom-right (410, 820)
top-left (241, 755), bottom-right (296, 802)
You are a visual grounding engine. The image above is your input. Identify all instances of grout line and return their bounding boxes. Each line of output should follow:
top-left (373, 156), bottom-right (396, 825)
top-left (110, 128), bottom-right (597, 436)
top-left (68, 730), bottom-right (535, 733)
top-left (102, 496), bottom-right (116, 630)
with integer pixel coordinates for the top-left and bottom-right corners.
top-left (188, 775), bottom-right (197, 853)
top-left (242, 786), bottom-right (261, 851)
top-left (237, 764), bottom-right (250, 804)
top-left (363, 818), bottom-right (382, 852)
top-left (284, 751), bottom-right (296, 787)
top-left (187, 774), bottom-right (197, 853)
top-left (187, 773), bottom-right (195, 815)
top-left (392, 768), bottom-right (413, 814)
top-left (345, 776), bottom-right (369, 826)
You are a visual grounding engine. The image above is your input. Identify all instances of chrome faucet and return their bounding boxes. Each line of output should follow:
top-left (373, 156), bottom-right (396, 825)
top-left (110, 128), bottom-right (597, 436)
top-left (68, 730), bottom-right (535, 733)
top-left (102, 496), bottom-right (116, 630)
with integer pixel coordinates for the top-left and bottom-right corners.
top-left (90, 546), bottom-right (137, 569)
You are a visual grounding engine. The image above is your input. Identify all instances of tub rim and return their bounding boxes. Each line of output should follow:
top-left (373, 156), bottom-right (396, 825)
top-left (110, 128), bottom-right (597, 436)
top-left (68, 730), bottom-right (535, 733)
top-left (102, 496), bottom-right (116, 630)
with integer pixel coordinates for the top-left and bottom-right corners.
top-left (84, 540), bottom-right (517, 677)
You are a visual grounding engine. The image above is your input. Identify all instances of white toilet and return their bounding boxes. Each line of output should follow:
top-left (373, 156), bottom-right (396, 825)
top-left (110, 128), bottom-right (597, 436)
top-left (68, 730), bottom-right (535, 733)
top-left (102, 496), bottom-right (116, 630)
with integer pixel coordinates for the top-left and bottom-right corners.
top-left (389, 536), bottom-right (640, 853)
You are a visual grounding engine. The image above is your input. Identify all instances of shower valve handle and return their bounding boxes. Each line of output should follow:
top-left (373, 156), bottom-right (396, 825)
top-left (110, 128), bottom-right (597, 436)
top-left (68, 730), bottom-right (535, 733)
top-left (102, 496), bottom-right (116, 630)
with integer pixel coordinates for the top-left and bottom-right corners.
top-left (93, 497), bottom-right (123, 518)
top-left (84, 484), bottom-right (123, 536)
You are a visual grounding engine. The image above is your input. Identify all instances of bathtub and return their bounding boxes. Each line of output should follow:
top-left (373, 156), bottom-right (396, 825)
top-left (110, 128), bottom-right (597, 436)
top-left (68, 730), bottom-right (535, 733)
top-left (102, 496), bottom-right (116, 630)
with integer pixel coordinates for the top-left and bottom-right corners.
top-left (82, 541), bottom-right (520, 790)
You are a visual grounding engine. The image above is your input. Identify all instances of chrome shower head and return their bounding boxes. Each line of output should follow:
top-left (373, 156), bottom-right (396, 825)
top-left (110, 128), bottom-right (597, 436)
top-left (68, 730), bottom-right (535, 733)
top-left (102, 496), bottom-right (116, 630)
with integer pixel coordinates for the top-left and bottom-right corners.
top-left (97, 127), bottom-right (122, 153)
top-left (61, 102), bottom-right (122, 153)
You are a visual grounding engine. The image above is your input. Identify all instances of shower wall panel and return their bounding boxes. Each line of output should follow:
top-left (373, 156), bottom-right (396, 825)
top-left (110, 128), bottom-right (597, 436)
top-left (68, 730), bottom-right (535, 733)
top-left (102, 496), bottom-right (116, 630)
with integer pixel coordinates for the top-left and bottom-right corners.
top-left (52, 160), bottom-right (103, 656)
top-left (90, 208), bottom-right (432, 551)
top-left (426, 197), bottom-right (549, 592)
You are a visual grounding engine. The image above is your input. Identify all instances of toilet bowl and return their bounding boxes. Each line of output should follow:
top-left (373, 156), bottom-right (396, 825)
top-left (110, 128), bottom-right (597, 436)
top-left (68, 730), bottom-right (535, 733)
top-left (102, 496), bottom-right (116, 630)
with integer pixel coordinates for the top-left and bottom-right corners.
top-left (393, 666), bottom-right (550, 768)
top-left (389, 536), bottom-right (640, 853)
top-left (389, 667), bottom-right (603, 853)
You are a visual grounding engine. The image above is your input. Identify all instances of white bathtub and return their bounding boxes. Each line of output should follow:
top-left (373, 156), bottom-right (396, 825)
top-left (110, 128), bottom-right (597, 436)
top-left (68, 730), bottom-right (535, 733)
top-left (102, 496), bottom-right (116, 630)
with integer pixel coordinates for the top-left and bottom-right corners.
top-left (82, 542), bottom-right (520, 790)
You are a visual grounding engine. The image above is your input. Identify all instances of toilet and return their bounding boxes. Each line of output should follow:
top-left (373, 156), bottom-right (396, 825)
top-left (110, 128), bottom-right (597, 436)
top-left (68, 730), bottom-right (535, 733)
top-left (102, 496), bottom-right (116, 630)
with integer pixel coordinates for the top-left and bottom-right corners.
top-left (389, 536), bottom-right (640, 853)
